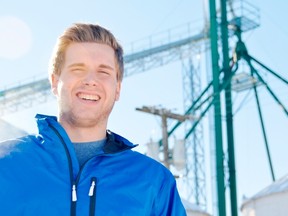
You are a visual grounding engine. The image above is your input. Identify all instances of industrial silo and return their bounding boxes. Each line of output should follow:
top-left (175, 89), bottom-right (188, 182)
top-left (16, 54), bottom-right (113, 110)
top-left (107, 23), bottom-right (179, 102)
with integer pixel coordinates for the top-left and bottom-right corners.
top-left (241, 174), bottom-right (288, 216)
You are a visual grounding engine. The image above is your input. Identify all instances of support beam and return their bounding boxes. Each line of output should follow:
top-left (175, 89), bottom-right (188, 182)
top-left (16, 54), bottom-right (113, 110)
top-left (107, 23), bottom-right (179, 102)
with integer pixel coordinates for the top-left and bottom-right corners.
top-left (221, 0), bottom-right (238, 215)
top-left (209, 0), bottom-right (226, 215)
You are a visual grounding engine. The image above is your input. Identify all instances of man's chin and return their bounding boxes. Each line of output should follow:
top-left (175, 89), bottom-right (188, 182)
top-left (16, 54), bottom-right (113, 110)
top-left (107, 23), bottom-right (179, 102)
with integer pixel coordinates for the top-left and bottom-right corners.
top-left (60, 112), bottom-right (95, 126)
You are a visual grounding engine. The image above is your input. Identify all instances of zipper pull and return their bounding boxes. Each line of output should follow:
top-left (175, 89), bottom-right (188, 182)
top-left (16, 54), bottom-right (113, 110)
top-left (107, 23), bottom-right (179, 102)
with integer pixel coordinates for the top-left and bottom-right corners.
top-left (72, 184), bottom-right (77, 202)
top-left (89, 179), bottom-right (96, 196)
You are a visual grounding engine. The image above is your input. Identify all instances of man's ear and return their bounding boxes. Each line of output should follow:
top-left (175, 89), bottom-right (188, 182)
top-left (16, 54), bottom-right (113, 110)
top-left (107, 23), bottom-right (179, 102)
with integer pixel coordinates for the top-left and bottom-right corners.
top-left (50, 73), bottom-right (59, 96)
top-left (115, 81), bottom-right (121, 101)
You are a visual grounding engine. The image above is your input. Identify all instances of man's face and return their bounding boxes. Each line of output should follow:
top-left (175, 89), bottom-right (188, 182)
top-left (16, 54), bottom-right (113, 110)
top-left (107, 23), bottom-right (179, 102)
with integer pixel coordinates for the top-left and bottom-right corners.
top-left (51, 42), bottom-right (121, 128)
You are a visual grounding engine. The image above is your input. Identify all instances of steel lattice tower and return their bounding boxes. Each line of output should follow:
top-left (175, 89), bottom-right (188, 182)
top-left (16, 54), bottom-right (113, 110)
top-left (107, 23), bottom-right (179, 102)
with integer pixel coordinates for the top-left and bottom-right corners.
top-left (181, 56), bottom-right (206, 207)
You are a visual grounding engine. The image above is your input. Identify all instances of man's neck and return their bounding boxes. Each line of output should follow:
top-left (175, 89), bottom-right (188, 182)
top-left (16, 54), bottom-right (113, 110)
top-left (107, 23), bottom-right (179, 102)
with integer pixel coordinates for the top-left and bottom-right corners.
top-left (60, 122), bottom-right (107, 142)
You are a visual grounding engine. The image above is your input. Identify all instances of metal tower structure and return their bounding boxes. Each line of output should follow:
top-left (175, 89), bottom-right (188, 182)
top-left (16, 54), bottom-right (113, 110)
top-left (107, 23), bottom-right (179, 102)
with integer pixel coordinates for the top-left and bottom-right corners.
top-left (208, 0), bottom-right (288, 215)
top-left (0, 77), bottom-right (52, 116)
top-left (181, 56), bottom-right (207, 207)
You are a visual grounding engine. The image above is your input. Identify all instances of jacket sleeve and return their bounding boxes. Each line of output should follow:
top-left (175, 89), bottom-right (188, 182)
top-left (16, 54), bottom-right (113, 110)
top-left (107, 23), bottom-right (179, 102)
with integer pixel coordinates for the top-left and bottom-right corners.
top-left (153, 176), bottom-right (187, 216)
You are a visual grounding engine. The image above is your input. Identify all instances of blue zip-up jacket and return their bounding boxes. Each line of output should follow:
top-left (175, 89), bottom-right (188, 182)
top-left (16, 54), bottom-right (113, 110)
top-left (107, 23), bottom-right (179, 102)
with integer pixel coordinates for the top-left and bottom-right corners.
top-left (0, 114), bottom-right (186, 216)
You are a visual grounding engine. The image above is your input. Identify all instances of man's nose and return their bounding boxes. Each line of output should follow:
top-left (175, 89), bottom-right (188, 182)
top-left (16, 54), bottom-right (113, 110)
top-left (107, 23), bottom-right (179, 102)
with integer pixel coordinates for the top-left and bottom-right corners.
top-left (82, 72), bottom-right (98, 86)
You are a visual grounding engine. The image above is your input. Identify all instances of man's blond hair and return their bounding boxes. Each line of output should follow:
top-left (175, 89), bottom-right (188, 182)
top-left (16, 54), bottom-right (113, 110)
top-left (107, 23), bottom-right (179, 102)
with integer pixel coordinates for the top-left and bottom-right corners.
top-left (49, 23), bottom-right (124, 82)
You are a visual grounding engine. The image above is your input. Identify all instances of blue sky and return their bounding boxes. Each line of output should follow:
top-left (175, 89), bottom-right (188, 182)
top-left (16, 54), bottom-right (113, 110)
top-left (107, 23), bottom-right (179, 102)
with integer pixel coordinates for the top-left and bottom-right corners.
top-left (0, 0), bottom-right (287, 215)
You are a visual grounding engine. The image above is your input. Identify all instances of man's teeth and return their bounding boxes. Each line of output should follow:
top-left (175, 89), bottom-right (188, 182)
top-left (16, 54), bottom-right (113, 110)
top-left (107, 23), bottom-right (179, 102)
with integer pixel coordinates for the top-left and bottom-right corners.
top-left (79, 93), bottom-right (99, 101)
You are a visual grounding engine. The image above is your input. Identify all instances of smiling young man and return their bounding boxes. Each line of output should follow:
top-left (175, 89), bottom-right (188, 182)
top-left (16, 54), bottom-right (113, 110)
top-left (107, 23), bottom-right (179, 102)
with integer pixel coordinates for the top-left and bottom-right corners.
top-left (51, 42), bottom-right (120, 142)
top-left (0, 23), bottom-right (186, 215)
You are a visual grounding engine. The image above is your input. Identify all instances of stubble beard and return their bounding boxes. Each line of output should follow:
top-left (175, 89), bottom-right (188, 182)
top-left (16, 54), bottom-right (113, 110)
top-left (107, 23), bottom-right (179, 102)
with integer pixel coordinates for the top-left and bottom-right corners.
top-left (59, 102), bottom-right (115, 129)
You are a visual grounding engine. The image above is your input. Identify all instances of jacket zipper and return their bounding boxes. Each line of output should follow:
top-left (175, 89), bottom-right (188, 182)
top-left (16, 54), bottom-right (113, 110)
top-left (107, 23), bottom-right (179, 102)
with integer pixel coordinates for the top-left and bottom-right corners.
top-left (89, 177), bottom-right (97, 216)
top-left (49, 126), bottom-right (134, 215)
top-left (50, 126), bottom-right (77, 216)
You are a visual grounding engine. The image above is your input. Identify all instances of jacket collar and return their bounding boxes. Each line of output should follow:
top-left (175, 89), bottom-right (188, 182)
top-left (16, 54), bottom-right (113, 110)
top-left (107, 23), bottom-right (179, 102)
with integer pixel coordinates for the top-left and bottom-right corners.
top-left (104, 130), bottom-right (137, 154)
top-left (35, 114), bottom-right (138, 154)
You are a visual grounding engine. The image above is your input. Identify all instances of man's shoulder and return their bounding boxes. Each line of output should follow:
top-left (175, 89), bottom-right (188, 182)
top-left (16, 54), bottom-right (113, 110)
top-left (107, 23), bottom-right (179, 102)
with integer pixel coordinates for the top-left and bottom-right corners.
top-left (125, 149), bottom-right (174, 176)
top-left (0, 135), bottom-right (37, 159)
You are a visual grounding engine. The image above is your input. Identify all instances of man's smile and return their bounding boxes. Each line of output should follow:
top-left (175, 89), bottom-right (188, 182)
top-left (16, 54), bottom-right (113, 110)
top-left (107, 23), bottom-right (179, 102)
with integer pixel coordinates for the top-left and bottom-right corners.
top-left (77, 92), bottom-right (100, 101)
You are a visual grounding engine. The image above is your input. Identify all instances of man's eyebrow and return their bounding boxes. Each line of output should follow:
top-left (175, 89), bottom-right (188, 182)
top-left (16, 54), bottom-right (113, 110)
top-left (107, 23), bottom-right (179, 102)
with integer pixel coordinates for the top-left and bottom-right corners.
top-left (99, 64), bottom-right (114, 70)
top-left (67, 63), bottom-right (85, 68)
top-left (67, 63), bottom-right (114, 70)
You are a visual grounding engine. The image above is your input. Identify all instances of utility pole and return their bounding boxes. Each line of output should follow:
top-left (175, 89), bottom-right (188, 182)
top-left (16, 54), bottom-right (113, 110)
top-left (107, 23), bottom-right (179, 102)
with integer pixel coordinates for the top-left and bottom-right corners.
top-left (136, 106), bottom-right (191, 168)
